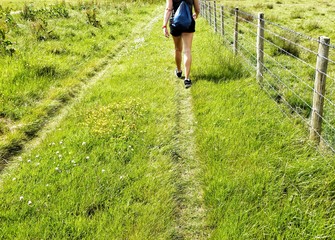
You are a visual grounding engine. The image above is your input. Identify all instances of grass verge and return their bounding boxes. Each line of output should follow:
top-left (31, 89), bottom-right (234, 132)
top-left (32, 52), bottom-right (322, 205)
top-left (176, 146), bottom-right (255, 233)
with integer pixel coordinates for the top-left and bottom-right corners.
top-left (192, 22), bottom-right (335, 238)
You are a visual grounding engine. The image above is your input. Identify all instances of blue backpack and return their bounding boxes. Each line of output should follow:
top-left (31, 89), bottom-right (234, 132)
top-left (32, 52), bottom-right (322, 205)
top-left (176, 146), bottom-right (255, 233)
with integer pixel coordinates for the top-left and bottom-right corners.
top-left (172, 1), bottom-right (192, 31)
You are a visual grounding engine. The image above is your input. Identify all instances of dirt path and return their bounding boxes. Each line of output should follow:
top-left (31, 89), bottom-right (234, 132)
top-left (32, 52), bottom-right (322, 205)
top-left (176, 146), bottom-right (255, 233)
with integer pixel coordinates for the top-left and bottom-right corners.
top-left (173, 80), bottom-right (210, 239)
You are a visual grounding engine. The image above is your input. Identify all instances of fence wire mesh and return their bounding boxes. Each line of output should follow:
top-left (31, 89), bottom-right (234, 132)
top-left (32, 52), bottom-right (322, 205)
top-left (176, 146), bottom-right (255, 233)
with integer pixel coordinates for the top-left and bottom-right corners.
top-left (201, 1), bottom-right (335, 153)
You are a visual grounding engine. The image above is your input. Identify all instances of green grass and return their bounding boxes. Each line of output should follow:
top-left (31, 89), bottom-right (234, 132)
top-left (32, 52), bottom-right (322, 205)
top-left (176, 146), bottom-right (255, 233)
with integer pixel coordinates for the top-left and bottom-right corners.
top-left (221, 0), bottom-right (335, 38)
top-left (1, 1), bottom-right (335, 239)
top-left (211, 0), bottom-right (335, 148)
top-left (194, 77), bottom-right (335, 238)
top-left (192, 22), bottom-right (335, 238)
top-left (0, 1), bottom-right (159, 163)
top-left (0, 5), bottom-right (179, 238)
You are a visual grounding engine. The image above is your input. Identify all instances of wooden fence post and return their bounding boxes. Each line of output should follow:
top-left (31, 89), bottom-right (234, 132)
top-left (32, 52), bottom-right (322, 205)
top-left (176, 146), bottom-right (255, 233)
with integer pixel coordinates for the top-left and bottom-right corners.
top-left (214, 1), bottom-right (217, 33)
top-left (256, 12), bottom-right (264, 84)
top-left (202, 1), bottom-right (205, 21)
top-left (310, 36), bottom-right (330, 143)
top-left (209, 2), bottom-right (212, 26)
top-left (234, 7), bottom-right (239, 55)
top-left (220, 5), bottom-right (224, 36)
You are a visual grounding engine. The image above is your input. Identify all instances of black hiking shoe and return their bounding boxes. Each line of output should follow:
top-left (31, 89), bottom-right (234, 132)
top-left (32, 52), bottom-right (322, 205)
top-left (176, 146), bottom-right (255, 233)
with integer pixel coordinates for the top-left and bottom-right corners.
top-left (184, 79), bottom-right (192, 89)
top-left (175, 69), bottom-right (182, 78)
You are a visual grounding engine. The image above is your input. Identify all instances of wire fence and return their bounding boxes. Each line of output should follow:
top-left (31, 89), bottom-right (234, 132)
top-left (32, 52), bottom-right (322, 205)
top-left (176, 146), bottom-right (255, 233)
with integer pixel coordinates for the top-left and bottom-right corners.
top-left (201, 1), bottom-right (335, 153)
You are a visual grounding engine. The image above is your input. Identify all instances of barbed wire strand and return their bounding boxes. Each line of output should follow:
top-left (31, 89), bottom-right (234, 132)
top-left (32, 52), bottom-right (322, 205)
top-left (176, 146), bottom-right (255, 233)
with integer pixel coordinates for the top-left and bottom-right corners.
top-left (261, 50), bottom-right (314, 91)
top-left (265, 19), bottom-right (319, 43)
top-left (238, 35), bottom-right (326, 110)
top-left (238, 22), bottom-right (258, 37)
top-left (261, 37), bottom-right (318, 69)
top-left (266, 19), bottom-right (335, 50)
top-left (263, 66), bottom-right (314, 114)
top-left (263, 64), bottom-right (335, 136)
top-left (202, 4), bottom-right (335, 153)
top-left (262, 50), bottom-right (335, 109)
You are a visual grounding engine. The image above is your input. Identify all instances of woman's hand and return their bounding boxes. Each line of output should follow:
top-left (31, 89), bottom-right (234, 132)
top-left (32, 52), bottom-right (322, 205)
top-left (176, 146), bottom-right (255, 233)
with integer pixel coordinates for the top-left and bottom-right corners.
top-left (193, 13), bottom-right (198, 20)
top-left (163, 27), bottom-right (169, 38)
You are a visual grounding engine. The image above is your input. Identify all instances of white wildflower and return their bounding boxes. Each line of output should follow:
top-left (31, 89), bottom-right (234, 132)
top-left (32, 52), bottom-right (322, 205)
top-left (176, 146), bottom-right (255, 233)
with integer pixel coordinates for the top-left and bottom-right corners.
top-left (19, 196), bottom-right (24, 201)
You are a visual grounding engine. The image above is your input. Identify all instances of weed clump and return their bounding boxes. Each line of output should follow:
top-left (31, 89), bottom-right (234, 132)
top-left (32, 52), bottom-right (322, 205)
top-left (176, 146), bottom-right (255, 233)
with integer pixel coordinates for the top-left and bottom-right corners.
top-left (21, 3), bottom-right (70, 20)
top-left (239, 11), bottom-right (254, 23)
top-left (35, 65), bottom-right (58, 77)
top-left (267, 4), bottom-right (274, 9)
top-left (21, 3), bottom-right (68, 41)
top-left (269, 32), bottom-right (300, 58)
top-left (42, 3), bottom-right (70, 19)
top-left (21, 4), bottom-right (36, 21)
top-left (0, 6), bottom-right (16, 56)
top-left (304, 21), bottom-right (322, 32)
top-left (30, 19), bottom-right (59, 41)
top-left (86, 8), bottom-right (102, 28)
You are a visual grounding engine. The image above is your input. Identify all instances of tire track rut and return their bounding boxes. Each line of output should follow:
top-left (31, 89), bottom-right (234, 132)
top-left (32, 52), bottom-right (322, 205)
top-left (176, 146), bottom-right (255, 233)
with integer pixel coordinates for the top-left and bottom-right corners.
top-left (0, 7), bottom-right (162, 174)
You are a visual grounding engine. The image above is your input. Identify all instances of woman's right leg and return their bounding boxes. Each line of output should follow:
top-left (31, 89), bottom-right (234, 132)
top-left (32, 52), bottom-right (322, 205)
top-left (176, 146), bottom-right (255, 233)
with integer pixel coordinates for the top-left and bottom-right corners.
top-left (173, 35), bottom-right (183, 72)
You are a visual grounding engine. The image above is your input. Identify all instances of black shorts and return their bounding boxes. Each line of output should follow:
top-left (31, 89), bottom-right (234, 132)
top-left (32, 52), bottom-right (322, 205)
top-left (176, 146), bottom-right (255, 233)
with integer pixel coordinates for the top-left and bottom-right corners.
top-left (170, 19), bottom-right (196, 37)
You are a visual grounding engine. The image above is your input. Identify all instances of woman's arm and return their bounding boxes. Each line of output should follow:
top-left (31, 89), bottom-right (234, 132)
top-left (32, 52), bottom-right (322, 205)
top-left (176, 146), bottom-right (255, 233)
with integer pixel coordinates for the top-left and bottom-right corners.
top-left (163, 0), bottom-right (173, 37)
top-left (193, 0), bottom-right (200, 19)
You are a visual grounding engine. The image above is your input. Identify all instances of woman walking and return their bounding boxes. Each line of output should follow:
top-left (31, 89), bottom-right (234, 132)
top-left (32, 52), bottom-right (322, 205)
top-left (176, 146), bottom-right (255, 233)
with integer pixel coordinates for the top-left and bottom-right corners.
top-left (163, 0), bottom-right (200, 88)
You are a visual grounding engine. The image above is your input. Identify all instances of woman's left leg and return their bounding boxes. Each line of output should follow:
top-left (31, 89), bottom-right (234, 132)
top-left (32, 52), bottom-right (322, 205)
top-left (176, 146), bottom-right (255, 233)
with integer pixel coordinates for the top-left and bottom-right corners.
top-left (181, 32), bottom-right (194, 80)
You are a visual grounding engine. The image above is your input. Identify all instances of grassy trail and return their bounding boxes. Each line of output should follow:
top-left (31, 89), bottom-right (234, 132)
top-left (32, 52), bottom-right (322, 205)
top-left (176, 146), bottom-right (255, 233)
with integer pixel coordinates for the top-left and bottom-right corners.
top-left (0, 5), bottom-right (210, 239)
top-left (2, 2), bottom-right (335, 239)
top-left (172, 76), bottom-right (209, 239)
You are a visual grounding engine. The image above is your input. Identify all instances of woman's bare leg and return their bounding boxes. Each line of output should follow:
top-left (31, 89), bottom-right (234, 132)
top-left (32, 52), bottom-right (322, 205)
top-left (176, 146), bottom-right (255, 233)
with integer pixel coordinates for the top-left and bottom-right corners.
top-left (181, 32), bottom-right (194, 79)
top-left (173, 36), bottom-right (183, 72)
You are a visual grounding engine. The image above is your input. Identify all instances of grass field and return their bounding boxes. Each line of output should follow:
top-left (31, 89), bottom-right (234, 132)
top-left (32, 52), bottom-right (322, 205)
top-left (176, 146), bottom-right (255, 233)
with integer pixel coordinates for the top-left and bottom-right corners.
top-left (0, 1), bottom-right (159, 166)
top-left (222, 0), bottom-right (335, 39)
top-left (210, 0), bottom-right (335, 149)
top-left (1, 0), bottom-right (335, 239)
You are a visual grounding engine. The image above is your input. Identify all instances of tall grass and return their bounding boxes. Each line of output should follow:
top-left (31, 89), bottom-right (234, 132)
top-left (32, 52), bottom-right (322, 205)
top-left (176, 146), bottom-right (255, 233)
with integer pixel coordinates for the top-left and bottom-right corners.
top-left (0, 1), bottom-right (158, 164)
top-left (209, 0), bottom-right (335, 150)
top-left (1, 1), bottom-right (335, 239)
top-left (192, 21), bottom-right (335, 238)
top-left (0, 6), bottom-right (180, 238)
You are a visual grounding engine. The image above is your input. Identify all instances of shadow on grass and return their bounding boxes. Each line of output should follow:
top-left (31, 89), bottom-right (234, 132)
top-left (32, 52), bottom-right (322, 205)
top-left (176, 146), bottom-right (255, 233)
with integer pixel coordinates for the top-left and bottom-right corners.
top-left (194, 62), bottom-right (250, 84)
